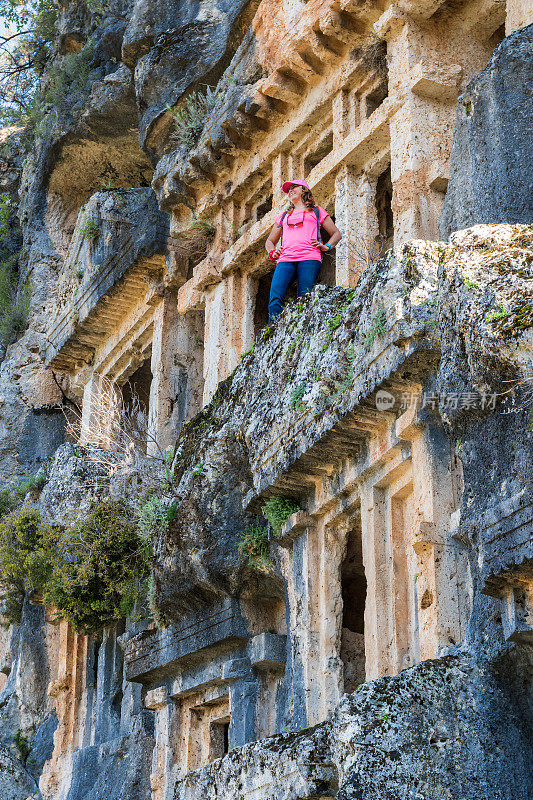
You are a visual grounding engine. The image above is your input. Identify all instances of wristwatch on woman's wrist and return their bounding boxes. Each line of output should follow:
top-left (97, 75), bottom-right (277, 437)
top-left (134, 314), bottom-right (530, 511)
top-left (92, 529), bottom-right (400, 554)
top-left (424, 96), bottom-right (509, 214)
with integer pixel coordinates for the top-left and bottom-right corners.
top-left (324, 242), bottom-right (332, 251)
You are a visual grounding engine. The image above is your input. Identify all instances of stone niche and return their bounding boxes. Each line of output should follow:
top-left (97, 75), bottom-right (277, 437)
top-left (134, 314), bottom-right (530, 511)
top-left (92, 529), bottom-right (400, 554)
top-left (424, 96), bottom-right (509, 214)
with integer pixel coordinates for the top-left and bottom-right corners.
top-left (124, 598), bottom-right (288, 799)
top-left (45, 187), bottom-right (205, 457)
top-left (272, 397), bottom-right (470, 728)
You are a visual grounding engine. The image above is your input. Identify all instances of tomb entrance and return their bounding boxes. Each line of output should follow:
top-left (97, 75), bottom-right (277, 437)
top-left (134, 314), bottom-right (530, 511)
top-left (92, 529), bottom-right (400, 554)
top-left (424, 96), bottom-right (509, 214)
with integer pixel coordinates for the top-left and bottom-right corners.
top-left (340, 517), bottom-right (367, 693)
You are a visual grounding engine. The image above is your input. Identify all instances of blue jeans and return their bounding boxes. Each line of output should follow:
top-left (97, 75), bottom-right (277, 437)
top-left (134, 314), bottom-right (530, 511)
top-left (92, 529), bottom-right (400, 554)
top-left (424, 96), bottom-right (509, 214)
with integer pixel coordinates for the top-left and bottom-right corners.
top-left (268, 259), bottom-right (321, 322)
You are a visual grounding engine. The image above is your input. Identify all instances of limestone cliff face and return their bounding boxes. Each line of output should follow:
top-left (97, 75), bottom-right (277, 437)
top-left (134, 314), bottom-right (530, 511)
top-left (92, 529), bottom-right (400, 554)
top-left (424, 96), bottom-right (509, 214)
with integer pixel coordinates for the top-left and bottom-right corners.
top-left (0, 2), bottom-right (531, 800)
top-left (0, 0), bottom-right (261, 479)
top-left (152, 225), bottom-right (533, 618)
top-left (0, 225), bottom-right (530, 800)
top-left (439, 25), bottom-right (533, 237)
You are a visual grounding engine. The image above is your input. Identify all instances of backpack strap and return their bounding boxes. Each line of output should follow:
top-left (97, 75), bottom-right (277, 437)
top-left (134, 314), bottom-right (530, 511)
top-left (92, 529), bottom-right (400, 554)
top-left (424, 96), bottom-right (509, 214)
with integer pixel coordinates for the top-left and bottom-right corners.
top-left (314, 206), bottom-right (322, 242)
top-left (279, 207), bottom-right (321, 248)
top-left (279, 210), bottom-right (289, 248)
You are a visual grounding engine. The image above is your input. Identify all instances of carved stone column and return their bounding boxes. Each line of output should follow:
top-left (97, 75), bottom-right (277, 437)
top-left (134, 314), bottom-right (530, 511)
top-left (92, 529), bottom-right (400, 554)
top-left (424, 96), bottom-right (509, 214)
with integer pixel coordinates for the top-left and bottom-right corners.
top-left (334, 167), bottom-right (379, 287)
top-left (397, 409), bottom-right (470, 661)
top-left (360, 483), bottom-right (396, 679)
top-left (203, 281), bottom-right (228, 404)
top-left (149, 289), bottom-right (204, 455)
top-left (145, 686), bottom-right (175, 800)
top-left (223, 658), bottom-right (258, 748)
top-left (378, 8), bottom-right (491, 247)
top-left (276, 512), bottom-right (321, 727)
top-left (80, 374), bottom-right (108, 445)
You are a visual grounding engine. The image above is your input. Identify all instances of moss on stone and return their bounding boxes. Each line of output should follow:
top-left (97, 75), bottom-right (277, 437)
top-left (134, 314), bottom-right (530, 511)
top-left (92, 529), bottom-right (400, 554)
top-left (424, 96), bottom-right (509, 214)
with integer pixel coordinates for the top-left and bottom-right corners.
top-left (493, 303), bottom-right (533, 336)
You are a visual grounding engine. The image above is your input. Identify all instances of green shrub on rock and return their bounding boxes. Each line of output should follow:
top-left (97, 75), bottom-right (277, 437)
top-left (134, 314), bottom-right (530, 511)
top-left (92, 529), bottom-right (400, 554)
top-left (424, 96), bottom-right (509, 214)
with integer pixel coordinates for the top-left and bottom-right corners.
top-left (135, 495), bottom-right (176, 629)
top-left (44, 500), bottom-right (148, 634)
top-left (0, 505), bottom-right (58, 625)
top-left (78, 213), bottom-right (100, 240)
top-left (137, 495), bottom-right (167, 544)
top-left (14, 729), bottom-right (30, 765)
top-left (0, 505), bottom-right (57, 589)
top-left (0, 253), bottom-right (29, 355)
top-left (0, 492), bottom-right (170, 632)
top-left (238, 525), bottom-right (270, 566)
top-left (166, 86), bottom-right (219, 148)
top-left (261, 496), bottom-right (300, 533)
top-left (0, 473), bottom-right (48, 526)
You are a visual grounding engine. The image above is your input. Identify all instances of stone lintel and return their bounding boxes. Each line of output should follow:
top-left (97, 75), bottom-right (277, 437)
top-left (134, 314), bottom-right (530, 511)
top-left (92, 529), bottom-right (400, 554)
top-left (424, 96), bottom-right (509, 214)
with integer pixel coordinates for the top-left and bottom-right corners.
top-left (94, 305), bottom-right (154, 383)
top-left (46, 255), bottom-right (165, 372)
top-left (222, 657), bottom-right (253, 681)
top-left (124, 599), bottom-right (250, 684)
top-left (220, 212), bottom-right (275, 277)
top-left (170, 676), bottom-right (229, 703)
top-left (144, 685), bottom-right (169, 710)
top-left (164, 646), bottom-right (250, 702)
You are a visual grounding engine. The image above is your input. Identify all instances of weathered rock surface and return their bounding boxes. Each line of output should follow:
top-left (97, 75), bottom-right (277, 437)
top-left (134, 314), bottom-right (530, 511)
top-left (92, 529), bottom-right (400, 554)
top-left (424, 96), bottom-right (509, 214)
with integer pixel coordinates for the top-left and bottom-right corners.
top-left (44, 187), bottom-right (169, 370)
top-left (173, 653), bottom-right (533, 800)
top-left (0, 601), bottom-right (57, 800)
top-left (155, 426), bottom-right (285, 617)
top-left (123, 0), bottom-right (260, 156)
top-left (155, 224), bottom-right (532, 618)
top-left (37, 442), bottom-right (164, 526)
top-left (151, 28), bottom-right (263, 206)
top-left (0, 747), bottom-right (37, 800)
top-left (0, 0), bottom-right (531, 793)
top-left (439, 25), bottom-right (533, 237)
top-left (0, 128), bottom-right (66, 480)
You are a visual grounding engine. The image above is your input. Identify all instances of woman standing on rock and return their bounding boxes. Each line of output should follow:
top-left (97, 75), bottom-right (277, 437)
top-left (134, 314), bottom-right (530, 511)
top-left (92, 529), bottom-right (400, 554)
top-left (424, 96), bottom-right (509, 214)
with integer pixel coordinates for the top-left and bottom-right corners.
top-left (265, 179), bottom-right (342, 322)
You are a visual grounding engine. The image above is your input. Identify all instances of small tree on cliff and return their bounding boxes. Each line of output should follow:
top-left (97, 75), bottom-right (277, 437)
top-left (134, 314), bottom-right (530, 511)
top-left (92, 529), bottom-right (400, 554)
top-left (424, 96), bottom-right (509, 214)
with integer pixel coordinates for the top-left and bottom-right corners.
top-left (0, 0), bottom-right (57, 126)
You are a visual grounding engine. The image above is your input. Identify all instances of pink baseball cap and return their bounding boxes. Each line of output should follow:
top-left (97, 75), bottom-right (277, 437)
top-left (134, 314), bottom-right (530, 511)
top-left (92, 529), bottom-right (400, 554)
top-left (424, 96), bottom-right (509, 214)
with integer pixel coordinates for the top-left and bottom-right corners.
top-left (282, 179), bottom-right (311, 193)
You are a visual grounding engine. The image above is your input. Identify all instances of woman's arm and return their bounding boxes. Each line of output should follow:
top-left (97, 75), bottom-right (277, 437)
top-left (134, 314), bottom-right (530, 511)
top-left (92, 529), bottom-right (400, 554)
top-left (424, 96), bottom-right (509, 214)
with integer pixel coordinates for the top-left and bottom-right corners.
top-left (266, 223), bottom-right (282, 258)
top-left (311, 216), bottom-right (342, 251)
